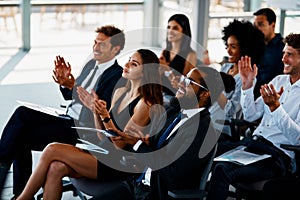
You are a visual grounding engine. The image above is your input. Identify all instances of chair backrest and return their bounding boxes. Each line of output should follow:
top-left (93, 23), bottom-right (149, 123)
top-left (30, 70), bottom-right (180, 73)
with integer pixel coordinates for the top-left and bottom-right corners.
top-left (167, 144), bottom-right (218, 200)
top-left (199, 143), bottom-right (218, 190)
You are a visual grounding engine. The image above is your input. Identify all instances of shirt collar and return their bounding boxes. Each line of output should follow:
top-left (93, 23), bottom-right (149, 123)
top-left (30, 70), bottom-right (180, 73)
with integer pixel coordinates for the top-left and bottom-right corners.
top-left (268, 33), bottom-right (283, 46)
top-left (96, 58), bottom-right (116, 71)
top-left (182, 107), bottom-right (205, 118)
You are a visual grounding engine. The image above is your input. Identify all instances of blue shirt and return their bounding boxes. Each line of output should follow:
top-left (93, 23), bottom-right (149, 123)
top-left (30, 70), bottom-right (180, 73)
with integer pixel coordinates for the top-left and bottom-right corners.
top-left (209, 63), bottom-right (242, 135)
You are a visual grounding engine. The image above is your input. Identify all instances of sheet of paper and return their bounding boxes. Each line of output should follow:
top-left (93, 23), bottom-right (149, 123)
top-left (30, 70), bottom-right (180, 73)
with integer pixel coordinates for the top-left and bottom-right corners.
top-left (17, 100), bottom-right (70, 120)
top-left (214, 146), bottom-right (271, 165)
top-left (71, 127), bottom-right (117, 137)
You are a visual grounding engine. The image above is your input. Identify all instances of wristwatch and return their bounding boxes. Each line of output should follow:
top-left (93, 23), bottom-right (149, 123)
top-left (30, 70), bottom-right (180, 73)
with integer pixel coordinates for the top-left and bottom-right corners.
top-left (101, 117), bottom-right (111, 123)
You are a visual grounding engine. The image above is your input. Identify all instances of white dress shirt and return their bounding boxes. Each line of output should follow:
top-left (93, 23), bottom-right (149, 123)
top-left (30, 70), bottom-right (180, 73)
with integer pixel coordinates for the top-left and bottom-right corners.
top-left (67, 58), bottom-right (117, 120)
top-left (241, 75), bottom-right (300, 163)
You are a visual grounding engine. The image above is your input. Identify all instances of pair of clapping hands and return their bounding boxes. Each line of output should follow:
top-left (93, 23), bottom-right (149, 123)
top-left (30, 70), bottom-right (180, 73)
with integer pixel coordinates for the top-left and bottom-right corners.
top-left (52, 55), bottom-right (100, 111)
top-left (238, 56), bottom-right (283, 112)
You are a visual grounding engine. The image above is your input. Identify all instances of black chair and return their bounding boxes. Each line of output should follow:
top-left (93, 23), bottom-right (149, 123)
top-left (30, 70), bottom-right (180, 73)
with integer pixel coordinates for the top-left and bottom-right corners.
top-left (215, 117), bottom-right (259, 142)
top-left (167, 144), bottom-right (218, 200)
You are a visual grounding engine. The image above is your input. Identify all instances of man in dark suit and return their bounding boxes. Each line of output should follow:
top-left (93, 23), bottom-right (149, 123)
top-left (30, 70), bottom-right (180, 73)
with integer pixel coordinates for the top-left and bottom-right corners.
top-left (0, 25), bottom-right (126, 199)
top-left (253, 8), bottom-right (285, 99)
top-left (92, 67), bottom-right (232, 200)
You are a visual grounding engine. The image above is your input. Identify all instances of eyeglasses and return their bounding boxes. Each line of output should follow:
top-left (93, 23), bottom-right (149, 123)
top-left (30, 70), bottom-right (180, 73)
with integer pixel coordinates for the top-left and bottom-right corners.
top-left (180, 75), bottom-right (209, 91)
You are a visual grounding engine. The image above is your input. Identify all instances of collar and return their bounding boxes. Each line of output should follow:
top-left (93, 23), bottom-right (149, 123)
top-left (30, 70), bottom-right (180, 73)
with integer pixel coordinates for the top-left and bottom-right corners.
top-left (166, 107), bottom-right (205, 140)
top-left (182, 107), bottom-right (205, 118)
top-left (268, 33), bottom-right (283, 46)
top-left (96, 58), bottom-right (116, 71)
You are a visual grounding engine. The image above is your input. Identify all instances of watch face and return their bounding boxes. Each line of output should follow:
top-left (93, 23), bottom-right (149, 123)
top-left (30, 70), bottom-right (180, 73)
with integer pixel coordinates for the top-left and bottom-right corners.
top-left (103, 117), bottom-right (111, 123)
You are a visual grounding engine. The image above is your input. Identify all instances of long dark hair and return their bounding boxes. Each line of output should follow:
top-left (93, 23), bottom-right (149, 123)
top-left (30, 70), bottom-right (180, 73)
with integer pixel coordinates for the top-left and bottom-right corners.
top-left (163, 14), bottom-right (193, 62)
top-left (136, 49), bottom-right (163, 106)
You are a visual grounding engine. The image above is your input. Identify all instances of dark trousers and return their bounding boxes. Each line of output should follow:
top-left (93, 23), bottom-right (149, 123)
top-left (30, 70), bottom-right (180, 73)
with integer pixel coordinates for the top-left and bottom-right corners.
top-left (207, 137), bottom-right (291, 200)
top-left (0, 106), bottom-right (78, 195)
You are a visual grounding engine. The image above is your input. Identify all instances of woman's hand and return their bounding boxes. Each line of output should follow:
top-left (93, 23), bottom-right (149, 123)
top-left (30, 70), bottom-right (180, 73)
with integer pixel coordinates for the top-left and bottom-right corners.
top-left (238, 56), bottom-right (257, 90)
top-left (93, 98), bottom-right (109, 117)
top-left (111, 126), bottom-right (150, 147)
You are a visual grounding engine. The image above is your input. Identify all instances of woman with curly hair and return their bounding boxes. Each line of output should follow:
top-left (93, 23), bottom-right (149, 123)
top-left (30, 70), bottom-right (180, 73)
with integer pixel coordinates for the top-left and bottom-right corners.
top-left (210, 19), bottom-right (265, 148)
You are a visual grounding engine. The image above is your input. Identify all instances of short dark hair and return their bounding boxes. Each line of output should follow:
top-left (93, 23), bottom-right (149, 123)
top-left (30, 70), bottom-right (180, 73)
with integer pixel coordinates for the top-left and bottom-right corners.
top-left (254, 8), bottom-right (277, 25)
top-left (283, 33), bottom-right (300, 54)
top-left (222, 19), bottom-right (265, 65)
top-left (95, 25), bottom-right (125, 55)
top-left (198, 67), bottom-right (230, 107)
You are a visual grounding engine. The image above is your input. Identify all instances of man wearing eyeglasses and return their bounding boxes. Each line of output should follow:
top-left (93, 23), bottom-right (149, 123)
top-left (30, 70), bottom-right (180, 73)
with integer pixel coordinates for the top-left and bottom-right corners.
top-left (91, 67), bottom-right (235, 200)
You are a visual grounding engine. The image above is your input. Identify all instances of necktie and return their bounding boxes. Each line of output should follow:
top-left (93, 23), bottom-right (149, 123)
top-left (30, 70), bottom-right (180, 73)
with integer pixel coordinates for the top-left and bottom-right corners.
top-left (83, 66), bottom-right (98, 89)
top-left (156, 112), bottom-right (182, 148)
top-left (136, 112), bottom-right (183, 183)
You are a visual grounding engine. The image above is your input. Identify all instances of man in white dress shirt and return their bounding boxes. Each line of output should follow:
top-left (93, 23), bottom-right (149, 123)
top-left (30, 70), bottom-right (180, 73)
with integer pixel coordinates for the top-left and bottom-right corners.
top-left (207, 33), bottom-right (300, 200)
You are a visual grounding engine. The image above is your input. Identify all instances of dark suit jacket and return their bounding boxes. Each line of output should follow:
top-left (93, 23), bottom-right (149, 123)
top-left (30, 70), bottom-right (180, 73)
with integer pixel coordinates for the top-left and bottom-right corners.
top-left (60, 59), bottom-right (126, 127)
top-left (135, 98), bottom-right (217, 199)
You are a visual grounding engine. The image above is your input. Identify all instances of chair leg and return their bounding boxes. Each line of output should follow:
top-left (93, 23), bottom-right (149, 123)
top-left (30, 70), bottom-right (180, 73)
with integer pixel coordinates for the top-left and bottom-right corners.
top-left (61, 179), bottom-right (86, 200)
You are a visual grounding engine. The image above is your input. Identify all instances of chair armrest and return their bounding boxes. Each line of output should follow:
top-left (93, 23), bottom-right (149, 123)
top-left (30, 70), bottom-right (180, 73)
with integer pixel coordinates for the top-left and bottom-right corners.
top-left (280, 144), bottom-right (300, 153)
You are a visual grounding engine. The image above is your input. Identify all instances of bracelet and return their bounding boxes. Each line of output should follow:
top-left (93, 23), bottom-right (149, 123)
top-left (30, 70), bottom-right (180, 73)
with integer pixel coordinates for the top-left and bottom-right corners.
top-left (101, 117), bottom-right (111, 123)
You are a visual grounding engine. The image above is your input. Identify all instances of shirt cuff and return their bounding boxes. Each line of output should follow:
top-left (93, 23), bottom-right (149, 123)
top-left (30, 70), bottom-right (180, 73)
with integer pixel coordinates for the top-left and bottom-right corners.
top-left (133, 140), bottom-right (143, 151)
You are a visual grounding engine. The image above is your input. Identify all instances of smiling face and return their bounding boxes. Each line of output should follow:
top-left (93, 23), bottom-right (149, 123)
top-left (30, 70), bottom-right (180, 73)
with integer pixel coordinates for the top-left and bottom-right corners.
top-left (122, 52), bottom-right (143, 81)
top-left (282, 44), bottom-right (300, 80)
top-left (93, 33), bottom-right (119, 63)
top-left (176, 69), bottom-right (206, 109)
top-left (167, 20), bottom-right (184, 43)
top-left (226, 35), bottom-right (241, 63)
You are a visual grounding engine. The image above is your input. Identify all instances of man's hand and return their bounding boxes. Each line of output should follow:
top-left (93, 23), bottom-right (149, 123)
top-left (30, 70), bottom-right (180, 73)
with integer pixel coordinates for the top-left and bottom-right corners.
top-left (238, 56), bottom-right (257, 90)
top-left (77, 86), bottom-right (94, 110)
top-left (52, 55), bottom-right (75, 89)
top-left (260, 84), bottom-right (283, 112)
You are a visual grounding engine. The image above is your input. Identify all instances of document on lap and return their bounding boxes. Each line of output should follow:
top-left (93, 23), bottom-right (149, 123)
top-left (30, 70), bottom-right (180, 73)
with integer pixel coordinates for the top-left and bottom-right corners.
top-left (214, 146), bottom-right (271, 165)
top-left (76, 138), bottom-right (109, 154)
top-left (17, 100), bottom-right (71, 120)
top-left (71, 127), bottom-right (118, 137)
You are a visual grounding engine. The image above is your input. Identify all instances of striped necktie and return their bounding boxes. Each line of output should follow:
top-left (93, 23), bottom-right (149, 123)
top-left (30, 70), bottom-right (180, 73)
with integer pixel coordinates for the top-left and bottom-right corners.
top-left (83, 65), bottom-right (98, 89)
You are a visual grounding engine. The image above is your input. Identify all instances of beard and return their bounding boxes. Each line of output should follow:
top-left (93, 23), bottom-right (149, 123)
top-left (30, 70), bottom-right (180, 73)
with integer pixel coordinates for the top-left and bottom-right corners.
top-left (177, 95), bottom-right (198, 110)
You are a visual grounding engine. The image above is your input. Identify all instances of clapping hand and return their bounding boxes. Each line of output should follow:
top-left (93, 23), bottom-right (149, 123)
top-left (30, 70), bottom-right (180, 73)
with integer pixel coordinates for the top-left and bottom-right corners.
top-left (52, 55), bottom-right (75, 89)
top-left (260, 84), bottom-right (283, 112)
top-left (77, 87), bottom-right (95, 111)
top-left (238, 56), bottom-right (257, 90)
top-left (93, 95), bottom-right (109, 116)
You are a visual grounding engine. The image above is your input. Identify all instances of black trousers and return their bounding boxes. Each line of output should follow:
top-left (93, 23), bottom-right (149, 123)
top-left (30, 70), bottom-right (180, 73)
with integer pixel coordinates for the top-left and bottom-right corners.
top-left (0, 106), bottom-right (78, 195)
